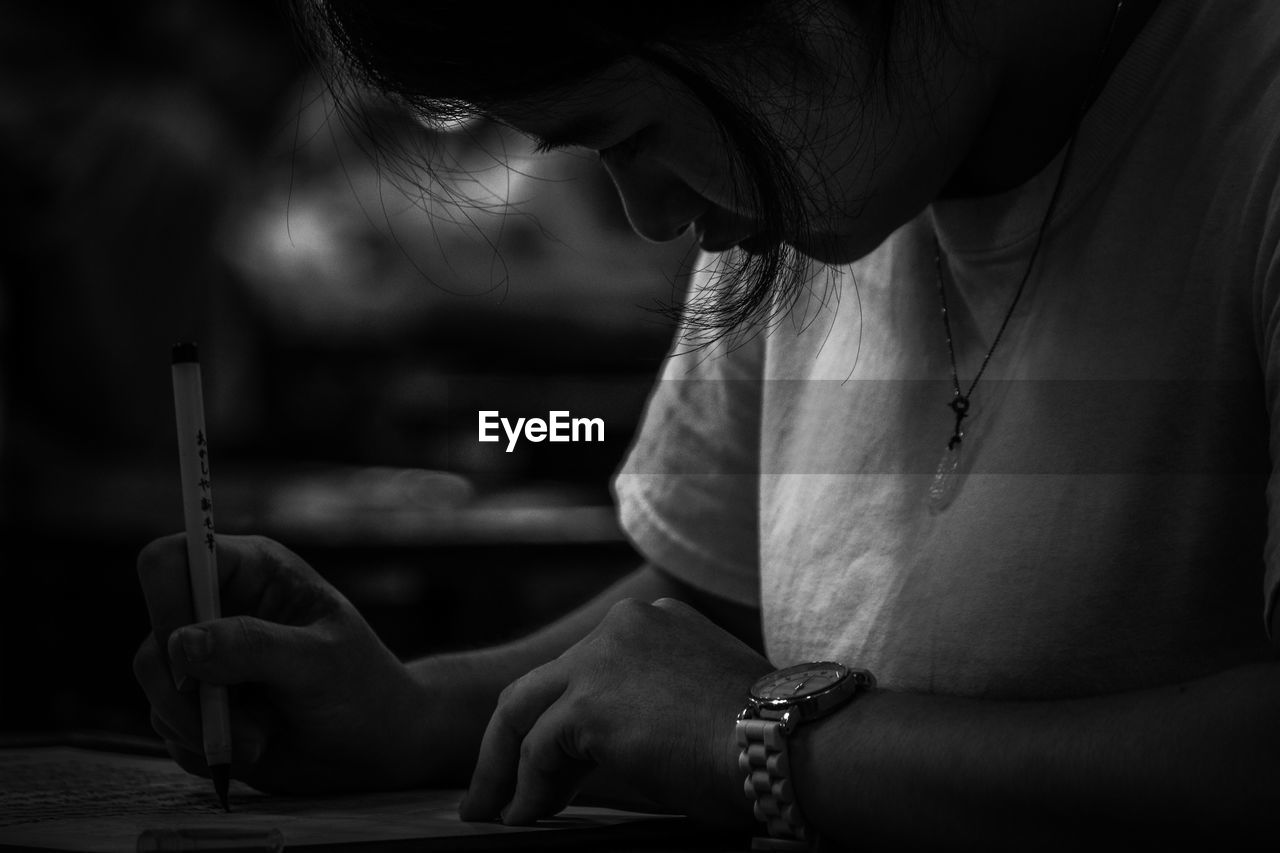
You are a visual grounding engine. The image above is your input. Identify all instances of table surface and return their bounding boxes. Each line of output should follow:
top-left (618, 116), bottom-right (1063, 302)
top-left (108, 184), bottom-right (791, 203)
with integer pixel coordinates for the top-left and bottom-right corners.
top-left (0, 733), bottom-right (744, 853)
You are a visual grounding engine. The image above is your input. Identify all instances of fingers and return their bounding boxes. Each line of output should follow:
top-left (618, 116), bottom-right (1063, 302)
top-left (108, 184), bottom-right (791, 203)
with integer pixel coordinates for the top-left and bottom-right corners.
top-left (501, 705), bottom-right (594, 825)
top-left (460, 598), bottom-right (752, 828)
top-left (137, 638), bottom-right (270, 771)
top-left (135, 636), bottom-right (198, 741)
top-left (137, 533), bottom-right (261, 681)
top-left (138, 534), bottom-right (343, 686)
top-left (136, 533), bottom-right (279, 645)
top-left (461, 599), bottom-right (716, 825)
top-left (137, 533), bottom-right (196, 681)
top-left (459, 668), bottom-right (570, 823)
top-left (166, 614), bottom-right (326, 691)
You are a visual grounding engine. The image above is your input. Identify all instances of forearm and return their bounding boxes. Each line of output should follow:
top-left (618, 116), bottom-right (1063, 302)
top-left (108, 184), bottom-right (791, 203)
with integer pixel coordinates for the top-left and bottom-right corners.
top-left (793, 660), bottom-right (1280, 849)
top-left (402, 562), bottom-right (708, 785)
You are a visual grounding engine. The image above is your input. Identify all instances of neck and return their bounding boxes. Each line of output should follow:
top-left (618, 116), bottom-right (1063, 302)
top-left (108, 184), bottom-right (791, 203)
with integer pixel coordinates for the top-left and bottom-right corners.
top-left (940, 0), bottom-right (1161, 199)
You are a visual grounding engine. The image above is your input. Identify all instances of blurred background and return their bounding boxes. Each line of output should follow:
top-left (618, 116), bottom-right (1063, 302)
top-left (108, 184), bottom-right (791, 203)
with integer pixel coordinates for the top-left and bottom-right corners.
top-left (0, 2), bottom-right (694, 737)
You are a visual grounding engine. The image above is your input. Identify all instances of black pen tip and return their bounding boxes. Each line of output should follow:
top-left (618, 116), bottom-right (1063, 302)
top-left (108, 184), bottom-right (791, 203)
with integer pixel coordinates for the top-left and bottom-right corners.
top-left (211, 764), bottom-right (231, 812)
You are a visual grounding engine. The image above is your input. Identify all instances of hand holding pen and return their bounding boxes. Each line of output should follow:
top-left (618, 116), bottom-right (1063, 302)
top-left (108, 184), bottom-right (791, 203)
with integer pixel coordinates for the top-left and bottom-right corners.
top-left (135, 372), bottom-right (444, 797)
top-left (134, 532), bottom-right (449, 795)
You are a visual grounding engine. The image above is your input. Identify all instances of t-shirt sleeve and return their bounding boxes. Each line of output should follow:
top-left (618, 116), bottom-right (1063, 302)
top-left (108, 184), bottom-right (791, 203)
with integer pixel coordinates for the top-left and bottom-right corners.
top-left (611, 255), bottom-right (764, 607)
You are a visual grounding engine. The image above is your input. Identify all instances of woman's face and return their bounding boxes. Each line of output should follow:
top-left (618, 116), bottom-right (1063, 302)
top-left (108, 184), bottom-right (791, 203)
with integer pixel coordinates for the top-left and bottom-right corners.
top-left (498, 11), bottom-right (996, 265)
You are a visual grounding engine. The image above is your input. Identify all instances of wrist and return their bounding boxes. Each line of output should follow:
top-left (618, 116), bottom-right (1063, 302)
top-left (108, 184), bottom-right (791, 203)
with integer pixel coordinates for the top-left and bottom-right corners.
top-left (735, 663), bottom-right (875, 849)
top-left (399, 655), bottom-right (491, 787)
top-left (783, 689), bottom-right (876, 839)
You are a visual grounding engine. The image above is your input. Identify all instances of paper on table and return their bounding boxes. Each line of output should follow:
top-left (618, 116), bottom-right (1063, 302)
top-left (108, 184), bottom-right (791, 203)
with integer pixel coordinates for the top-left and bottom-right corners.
top-left (0, 746), bottom-right (688, 852)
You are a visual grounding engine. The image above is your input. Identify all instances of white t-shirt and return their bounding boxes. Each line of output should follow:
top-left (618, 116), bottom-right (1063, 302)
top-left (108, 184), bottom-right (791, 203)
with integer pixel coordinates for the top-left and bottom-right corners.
top-left (613, 0), bottom-right (1280, 699)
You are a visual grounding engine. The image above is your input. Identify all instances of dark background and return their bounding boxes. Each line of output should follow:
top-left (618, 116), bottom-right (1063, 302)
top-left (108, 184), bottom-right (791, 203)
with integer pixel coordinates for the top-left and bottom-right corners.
top-left (0, 2), bottom-right (694, 738)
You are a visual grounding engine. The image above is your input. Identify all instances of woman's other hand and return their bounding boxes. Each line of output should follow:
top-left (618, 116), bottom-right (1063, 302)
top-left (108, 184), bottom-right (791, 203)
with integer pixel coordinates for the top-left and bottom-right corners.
top-left (459, 596), bottom-right (771, 829)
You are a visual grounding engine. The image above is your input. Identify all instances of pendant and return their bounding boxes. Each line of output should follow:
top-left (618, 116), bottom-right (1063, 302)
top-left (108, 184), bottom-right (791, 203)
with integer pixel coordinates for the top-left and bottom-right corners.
top-left (927, 440), bottom-right (964, 513)
top-left (929, 391), bottom-right (970, 512)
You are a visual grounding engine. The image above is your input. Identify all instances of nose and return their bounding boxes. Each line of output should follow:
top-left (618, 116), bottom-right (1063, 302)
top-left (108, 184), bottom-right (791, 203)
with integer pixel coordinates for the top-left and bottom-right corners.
top-left (600, 154), bottom-right (708, 243)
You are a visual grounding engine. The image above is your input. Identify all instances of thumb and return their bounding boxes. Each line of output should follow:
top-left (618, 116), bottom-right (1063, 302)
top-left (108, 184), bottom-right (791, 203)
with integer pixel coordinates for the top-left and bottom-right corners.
top-left (168, 615), bottom-right (320, 689)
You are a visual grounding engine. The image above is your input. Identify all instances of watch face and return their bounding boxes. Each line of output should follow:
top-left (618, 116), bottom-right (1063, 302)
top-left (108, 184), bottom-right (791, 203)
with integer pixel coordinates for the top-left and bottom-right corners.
top-left (751, 662), bottom-right (850, 702)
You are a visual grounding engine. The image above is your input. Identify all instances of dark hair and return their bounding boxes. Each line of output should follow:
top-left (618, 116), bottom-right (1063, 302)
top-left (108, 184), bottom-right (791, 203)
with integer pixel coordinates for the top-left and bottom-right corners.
top-left (285, 0), bottom-right (946, 346)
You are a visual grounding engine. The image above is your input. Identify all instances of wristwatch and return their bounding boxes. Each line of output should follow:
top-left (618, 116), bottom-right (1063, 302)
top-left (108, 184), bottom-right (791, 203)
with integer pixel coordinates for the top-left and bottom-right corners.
top-left (736, 661), bottom-right (875, 851)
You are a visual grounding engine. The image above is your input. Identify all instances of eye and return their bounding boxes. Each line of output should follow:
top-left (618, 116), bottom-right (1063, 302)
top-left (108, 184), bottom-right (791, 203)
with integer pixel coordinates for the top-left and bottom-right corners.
top-left (530, 137), bottom-right (572, 155)
top-left (597, 134), bottom-right (642, 164)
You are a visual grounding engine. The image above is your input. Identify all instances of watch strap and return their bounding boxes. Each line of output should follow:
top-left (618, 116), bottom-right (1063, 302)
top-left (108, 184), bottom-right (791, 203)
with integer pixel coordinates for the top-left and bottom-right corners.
top-left (736, 715), bottom-right (809, 850)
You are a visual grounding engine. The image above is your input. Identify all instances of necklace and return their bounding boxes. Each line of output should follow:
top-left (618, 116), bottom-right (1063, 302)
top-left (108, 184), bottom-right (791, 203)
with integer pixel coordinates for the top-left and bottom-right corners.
top-left (928, 0), bottom-right (1127, 511)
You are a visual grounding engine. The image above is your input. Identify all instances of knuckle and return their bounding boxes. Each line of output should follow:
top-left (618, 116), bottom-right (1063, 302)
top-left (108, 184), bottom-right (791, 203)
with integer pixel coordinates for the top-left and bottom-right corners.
top-left (232, 615), bottom-right (267, 657)
top-left (517, 733), bottom-right (556, 773)
top-left (136, 533), bottom-right (185, 581)
top-left (310, 621), bottom-right (340, 657)
top-left (497, 679), bottom-right (518, 707)
top-left (240, 534), bottom-right (273, 567)
top-left (244, 532), bottom-right (277, 553)
top-left (602, 597), bottom-right (656, 636)
top-left (651, 596), bottom-right (697, 619)
top-left (605, 596), bottom-right (649, 624)
top-left (497, 672), bottom-right (532, 712)
top-left (250, 534), bottom-right (295, 571)
top-left (608, 596), bottom-right (644, 614)
top-left (222, 534), bottom-right (282, 584)
top-left (560, 686), bottom-right (591, 716)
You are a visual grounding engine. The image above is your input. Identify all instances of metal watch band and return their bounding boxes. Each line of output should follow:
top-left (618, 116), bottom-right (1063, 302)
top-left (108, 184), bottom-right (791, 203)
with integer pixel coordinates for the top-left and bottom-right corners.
top-left (736, 713), bottom-right (810, 851)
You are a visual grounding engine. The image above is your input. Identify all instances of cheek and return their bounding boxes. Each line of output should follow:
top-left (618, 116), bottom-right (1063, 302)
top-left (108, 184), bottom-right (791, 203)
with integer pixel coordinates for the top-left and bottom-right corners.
top-left (648, 123), bottom-right (760, 217)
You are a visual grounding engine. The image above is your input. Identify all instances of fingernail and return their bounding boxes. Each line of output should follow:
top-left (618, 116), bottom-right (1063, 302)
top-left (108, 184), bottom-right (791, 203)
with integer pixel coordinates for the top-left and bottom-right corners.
top-left (179, 626), bottom-right (212, 662)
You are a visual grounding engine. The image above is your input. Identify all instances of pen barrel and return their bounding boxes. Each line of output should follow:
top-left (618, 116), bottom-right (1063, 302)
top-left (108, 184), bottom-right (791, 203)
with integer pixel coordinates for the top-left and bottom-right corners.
top-left (172, 353), bottom-right (232, 770)
top-left (200, 683), bottom-right (234, 764)
top-left (171, 360), bottom-right (220, 623)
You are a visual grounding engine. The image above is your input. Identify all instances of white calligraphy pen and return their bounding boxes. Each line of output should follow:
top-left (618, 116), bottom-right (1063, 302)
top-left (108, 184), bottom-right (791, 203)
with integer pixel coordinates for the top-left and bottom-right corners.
top-left (171, 342), bottom-right (233, 811)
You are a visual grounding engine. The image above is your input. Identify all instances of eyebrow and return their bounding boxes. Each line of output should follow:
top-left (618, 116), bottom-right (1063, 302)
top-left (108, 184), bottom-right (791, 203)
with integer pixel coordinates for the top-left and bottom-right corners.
top-left (529, 114), bottom-right (621, 151)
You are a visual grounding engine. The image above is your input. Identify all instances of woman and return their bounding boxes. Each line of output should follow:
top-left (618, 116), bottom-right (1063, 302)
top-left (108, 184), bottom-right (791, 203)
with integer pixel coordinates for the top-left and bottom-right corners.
top-left (134, 0), bottom-right (1280, 847)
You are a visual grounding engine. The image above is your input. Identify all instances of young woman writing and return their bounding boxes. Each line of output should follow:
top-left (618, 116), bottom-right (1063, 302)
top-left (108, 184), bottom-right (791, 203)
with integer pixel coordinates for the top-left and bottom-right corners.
top-left (134, 1), bottom-right (1280, 846)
